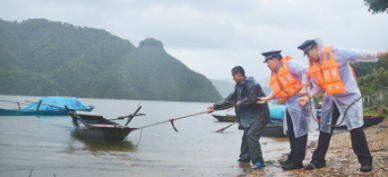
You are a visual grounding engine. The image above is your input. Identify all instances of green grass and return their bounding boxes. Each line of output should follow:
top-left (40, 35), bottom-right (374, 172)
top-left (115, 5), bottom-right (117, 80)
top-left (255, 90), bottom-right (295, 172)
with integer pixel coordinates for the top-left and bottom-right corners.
top-left (363, 106), bottom-right (388, 116)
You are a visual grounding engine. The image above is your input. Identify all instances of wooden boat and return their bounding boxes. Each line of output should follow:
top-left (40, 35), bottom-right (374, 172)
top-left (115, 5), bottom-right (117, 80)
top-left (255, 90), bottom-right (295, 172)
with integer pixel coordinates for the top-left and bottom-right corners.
top-left (67, 106), bottom-right (143, 141)
top-left (0, 97), bottom-right (94, 116)
top-left (212, 114), bottom-right (238, 122)
top-left (263, 120), bottom-right (285, 137)
top-left (212, 105), bottom-right (286, 122)
top-left (317, 114), bottom-right (385, 129)
top-left (0, 106), bottom-right (94, 116)
top-left (336, 115), bottom-right (386, 129)
top-left (213, 114), bottom-right (285, 137)
top-left (362, 115), bottom-right (386, 127)
top-left (212, 105), bottom-right (286, 137)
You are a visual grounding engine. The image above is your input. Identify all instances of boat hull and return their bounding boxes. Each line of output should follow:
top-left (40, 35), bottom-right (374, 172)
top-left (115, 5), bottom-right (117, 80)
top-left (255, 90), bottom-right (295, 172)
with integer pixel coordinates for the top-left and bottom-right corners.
top-left (74, 125), bottom-right (132, 141)
top-left (71, 112), bottom-right (133, 141)
top-left (336, 116), bottom-right (385, 129)
top-left (0, 106), bottom-right (94, 116)
top-left (212, 114), bottom-right (238, 122)
top-left (263, 124), bottom-right (284, 137)
top-left (213, 115), bottom-right (285, 137)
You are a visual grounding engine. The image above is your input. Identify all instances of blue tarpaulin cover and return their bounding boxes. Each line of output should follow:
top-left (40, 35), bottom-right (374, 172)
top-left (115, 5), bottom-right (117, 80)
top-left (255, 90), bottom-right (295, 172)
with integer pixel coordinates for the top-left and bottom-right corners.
top-left (269, 105), bottom-right (286, 119)
top-left (23, 97), bottom-right (87, 110)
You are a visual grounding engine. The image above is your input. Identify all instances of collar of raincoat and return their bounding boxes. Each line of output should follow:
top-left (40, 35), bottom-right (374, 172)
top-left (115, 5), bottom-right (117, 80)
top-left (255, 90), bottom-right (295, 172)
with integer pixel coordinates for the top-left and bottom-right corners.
top-left (236, 76), bottom-right (248, 88)
top-left (239, 76), bottom-right (247, 87)
top-left (274, 61), bottom-right (282, 74)
top-left (314, 37), bottom-right (325, 64)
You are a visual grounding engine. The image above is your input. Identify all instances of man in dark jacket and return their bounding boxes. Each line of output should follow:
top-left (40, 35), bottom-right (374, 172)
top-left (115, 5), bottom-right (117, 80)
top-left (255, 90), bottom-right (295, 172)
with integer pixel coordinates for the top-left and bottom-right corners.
top-left (207, 66), bottom-right (271, 169)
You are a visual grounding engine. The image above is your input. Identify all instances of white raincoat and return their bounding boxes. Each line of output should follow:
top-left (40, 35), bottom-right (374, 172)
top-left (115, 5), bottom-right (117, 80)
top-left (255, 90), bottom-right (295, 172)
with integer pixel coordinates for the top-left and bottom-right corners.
top-left (310, 38), bottom-right (379, 133)
top-left (269, 59), bottom-right (318, 138)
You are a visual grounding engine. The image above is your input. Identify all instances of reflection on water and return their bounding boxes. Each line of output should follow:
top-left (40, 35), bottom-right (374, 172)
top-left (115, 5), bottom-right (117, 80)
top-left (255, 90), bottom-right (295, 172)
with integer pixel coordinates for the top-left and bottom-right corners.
top-left (70, 130), bottom-right (137, 152)
top-left (237, 161), bottom-right (251, 173)
top-left (0, 95), bottom-right (320, 177)
top-left (35, 115), bottom-right (70, 119)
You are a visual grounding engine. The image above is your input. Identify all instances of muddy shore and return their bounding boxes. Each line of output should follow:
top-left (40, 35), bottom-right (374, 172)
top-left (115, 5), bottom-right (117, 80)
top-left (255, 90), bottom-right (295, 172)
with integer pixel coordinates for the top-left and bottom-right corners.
top-left (238, 114), bottom-right (388, 177)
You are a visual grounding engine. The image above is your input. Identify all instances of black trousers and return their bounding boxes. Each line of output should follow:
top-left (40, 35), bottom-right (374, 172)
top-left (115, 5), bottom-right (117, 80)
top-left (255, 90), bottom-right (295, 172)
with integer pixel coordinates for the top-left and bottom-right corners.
top-left (286, 111), bottom-right (308, 163)
top-left (239, 120), bottom-right (268, 164)
top-left (312, 102), bottom-right (373, 164)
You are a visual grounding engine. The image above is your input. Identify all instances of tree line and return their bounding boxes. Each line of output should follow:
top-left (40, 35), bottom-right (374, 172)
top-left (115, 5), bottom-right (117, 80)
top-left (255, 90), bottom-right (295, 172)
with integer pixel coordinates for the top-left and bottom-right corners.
top-left (0, 18), bottom-right (222, 102)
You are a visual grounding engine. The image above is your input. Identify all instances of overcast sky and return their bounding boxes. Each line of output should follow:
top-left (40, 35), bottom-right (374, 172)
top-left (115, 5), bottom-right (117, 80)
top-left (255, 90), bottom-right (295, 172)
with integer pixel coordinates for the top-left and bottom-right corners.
top-left (1, 0), bottom-right (387, 84)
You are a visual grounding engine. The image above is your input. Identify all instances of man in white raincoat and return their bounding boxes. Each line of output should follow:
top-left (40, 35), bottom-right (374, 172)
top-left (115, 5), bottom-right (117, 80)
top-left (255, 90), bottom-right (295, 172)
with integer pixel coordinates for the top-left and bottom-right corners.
top-left (297, 38), bottom-right (388, 172)
top-left (257, 50), bottom-right (318, 170)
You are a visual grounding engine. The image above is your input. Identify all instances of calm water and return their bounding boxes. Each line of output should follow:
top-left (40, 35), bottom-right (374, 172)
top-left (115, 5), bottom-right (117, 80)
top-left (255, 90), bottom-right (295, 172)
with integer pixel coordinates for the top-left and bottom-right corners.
top-left (0, 95), bottom-right (319, 177)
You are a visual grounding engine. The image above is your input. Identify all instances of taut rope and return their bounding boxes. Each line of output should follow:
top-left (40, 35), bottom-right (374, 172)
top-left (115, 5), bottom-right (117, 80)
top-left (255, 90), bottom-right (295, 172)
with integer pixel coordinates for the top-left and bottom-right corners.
top-left (132, 104), bottom-right (235, 132)
top-left (307, 63), bottom-right (388, 127)
top-left (261, 63), bottom-right (388, 128)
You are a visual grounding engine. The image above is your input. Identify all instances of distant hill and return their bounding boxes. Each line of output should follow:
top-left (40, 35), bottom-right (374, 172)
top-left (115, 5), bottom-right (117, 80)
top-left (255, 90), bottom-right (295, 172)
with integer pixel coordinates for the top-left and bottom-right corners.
top-left (210, 79), bottom-right (235, 98)
top-left (0, 18), bottom-right (222, 102)
top-left (211, 78), bottom-right (272, 99)
top-left (257, 77), bottom-right (272, 95)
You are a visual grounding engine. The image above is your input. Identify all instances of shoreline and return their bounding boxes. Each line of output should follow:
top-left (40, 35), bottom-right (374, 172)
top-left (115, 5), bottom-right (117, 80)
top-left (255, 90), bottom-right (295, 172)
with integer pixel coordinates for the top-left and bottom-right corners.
top-left (238, 115), bottom-right (388, 176)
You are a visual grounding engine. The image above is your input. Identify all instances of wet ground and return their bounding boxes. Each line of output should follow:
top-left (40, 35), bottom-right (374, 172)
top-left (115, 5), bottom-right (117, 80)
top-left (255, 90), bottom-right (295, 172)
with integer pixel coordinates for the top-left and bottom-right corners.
top-left (0, 95), bottom-right (320, 177)
top-left (240, 114), bottom-right (388, 177)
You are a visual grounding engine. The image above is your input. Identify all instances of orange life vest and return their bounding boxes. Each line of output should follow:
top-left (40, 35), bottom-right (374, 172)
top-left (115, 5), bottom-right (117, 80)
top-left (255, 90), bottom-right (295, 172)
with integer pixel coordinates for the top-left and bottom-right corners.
top-left (308, 46), bottom-right (347, 95)
top-left (270, 56), bottom-right (303, 101)
top-left (350, 66), bottom-right (357, 83)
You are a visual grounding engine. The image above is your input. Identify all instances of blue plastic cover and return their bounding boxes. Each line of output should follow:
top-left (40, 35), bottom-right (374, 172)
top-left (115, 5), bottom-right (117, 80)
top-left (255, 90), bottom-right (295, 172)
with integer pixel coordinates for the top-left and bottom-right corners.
top-left (269, 105), bottom-right (286, 119)
top-left (23, 97), bottom-right (87, 110)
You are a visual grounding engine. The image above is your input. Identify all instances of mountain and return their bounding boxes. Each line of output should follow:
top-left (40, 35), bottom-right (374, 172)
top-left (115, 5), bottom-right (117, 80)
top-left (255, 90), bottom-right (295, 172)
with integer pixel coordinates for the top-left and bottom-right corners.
top-left (211, 78), bottom-right (272, 99)
top-left (210, 79), bottom-right (235, 98)
top-left (0, 18), bottom-right (222, 102)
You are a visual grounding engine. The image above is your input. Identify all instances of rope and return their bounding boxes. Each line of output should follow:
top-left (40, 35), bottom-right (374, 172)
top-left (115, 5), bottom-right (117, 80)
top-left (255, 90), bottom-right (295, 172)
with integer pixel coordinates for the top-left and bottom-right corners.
top-left (256, 63), bottom-right (387, 128)
top-left (129, 63), bottom-right (388, 134)
top-left (128, 104), bottom-right (235, 146)
top-left (133, 104), bottom-right (235, 132)
top-left (297, 63), bottom-right (388, 175)
top-left (0, 99), bottom-right (30, 106)
top-left (307, 63), bottom-right (388, 127)
top-left (135, 128), bottom-right (143, 147)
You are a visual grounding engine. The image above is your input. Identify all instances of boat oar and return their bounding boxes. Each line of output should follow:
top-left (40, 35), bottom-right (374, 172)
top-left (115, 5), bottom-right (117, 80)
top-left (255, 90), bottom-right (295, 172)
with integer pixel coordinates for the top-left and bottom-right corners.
top-left (109, 113), bottom-right (146, 120)
top-left (16, 99), bottom-right (21, 109)
top-left (363, 107), bottom-right (377, 112)
top-left (215, 119), bottom-right (239, 132)
top-left (125, 106), bottom-right (142, 126)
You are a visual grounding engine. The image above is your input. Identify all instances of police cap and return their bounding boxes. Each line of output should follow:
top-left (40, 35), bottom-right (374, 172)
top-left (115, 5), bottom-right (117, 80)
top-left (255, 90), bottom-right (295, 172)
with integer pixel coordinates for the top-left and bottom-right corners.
top-left (261, 50), bottom-right (282, 63)
top-left (297, 40), bottom-right (317, 56)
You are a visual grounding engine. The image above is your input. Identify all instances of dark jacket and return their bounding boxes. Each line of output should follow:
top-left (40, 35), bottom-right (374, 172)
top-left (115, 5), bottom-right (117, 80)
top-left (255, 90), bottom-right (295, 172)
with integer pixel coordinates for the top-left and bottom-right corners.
top-left (214, 77), bottom-right (271, 128)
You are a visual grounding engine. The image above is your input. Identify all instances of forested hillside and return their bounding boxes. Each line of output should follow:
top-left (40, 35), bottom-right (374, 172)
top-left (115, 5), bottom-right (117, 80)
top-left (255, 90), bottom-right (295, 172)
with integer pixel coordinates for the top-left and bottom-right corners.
top-left (210, 80), bottom-right (235, 98)
top-left (351, 57), bottom-right (388, 95)
top-left (0, 18), bottom-right (222, 102)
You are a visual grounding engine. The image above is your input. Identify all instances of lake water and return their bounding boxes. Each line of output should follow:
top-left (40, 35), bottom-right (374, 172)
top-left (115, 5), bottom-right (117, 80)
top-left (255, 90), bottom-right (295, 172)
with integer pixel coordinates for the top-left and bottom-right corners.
top-left (0, 95), bottom-right (319, 177)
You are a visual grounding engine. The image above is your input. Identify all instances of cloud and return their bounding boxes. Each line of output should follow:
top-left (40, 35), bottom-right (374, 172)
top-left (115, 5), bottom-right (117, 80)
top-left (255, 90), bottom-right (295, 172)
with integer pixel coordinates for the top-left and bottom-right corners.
top-left (1, 0), bottom-right (387, 83)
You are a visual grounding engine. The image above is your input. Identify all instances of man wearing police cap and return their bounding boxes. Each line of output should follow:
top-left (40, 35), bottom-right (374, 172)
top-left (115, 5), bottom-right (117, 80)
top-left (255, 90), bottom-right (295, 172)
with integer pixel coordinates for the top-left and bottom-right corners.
top-left (257, 50), bottom-right (318, 170)
top-left (297, 38), bottom-right (388, 172)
